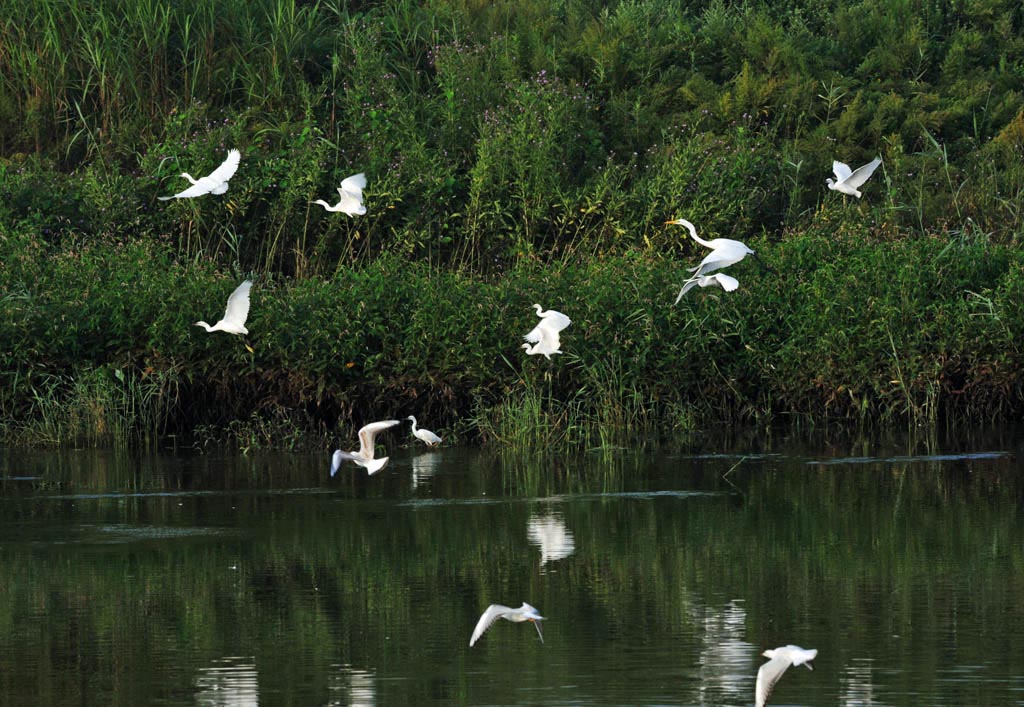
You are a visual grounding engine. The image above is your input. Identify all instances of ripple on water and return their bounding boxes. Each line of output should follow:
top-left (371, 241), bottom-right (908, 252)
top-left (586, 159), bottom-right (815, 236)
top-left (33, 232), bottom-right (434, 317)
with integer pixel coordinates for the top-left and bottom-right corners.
top-left (399, 489), bottom-right (721, 509)
top-left (807, 451), bottom-right (1010, 466)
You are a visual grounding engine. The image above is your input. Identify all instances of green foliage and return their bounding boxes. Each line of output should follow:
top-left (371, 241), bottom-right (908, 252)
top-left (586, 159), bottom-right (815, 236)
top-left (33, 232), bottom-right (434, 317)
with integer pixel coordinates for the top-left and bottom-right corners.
top-left (2, 231), bottom-right (1023, 447)
top-left (1, 0), bottom-right (1024, 270)
top-left (3, 0), bottom-right (1024, 444)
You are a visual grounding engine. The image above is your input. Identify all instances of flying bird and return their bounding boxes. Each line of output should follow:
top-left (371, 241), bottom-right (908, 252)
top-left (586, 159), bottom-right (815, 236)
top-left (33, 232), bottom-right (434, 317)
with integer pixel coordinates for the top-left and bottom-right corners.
top-left (330, 420), bottom-right (400, 476)
top-left (755, 645), bottom-right (818, 707)
top-left (826, 156), bottom-right (882, 198)
top-left (407, 416), bottom-right (442, 447)
top-left (195, 280), bottom-right (252, 335)
top-left (469, 603), bottom-right (544, 647)
top-left (666, 219), bottom-right (755, 303)
top-left (313, 173), bottom-right (367, 215)
top-left (676, 272), bottom-right (740, 300)
top-left (522, 304), bottom-right (571, 359)
top-left (159, 149), bottom-right (241, 200)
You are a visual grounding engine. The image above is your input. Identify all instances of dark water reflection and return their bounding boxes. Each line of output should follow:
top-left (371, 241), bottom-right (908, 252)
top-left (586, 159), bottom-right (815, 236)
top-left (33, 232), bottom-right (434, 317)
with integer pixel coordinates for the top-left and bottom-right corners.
top-left (1, 432), bottom-right (1023, 706)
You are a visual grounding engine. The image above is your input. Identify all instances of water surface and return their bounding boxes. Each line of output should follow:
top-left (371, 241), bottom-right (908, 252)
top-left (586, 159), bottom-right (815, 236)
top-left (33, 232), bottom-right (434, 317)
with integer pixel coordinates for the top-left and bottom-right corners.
top-left (1, 434), bottom-right (1023, 705)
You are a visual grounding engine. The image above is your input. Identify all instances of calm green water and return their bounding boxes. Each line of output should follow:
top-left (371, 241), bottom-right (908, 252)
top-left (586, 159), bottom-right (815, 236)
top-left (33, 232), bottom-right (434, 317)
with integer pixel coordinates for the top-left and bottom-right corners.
top-left (2, 434), bottom-right (1024, 706)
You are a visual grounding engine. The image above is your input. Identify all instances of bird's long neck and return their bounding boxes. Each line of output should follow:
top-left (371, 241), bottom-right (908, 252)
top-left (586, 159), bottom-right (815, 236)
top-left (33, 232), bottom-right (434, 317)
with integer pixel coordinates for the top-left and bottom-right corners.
top-left (181, 173), bottom-right (200, 185)
top-left (312, 200), bottom-right (335, 211)
top-left (533, 304), bottom-right (546, 317)
top-left (409, 417), bottom-right (418, 433)
top-left (688, 229), bottom-right (713, 248)
top-left (194, 321), bottom-right (214, 332)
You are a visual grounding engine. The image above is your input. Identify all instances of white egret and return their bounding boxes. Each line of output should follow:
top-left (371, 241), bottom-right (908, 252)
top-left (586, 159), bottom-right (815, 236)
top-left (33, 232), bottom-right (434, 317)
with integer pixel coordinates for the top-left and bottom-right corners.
top-left (522, 304), bottom-right (571, 359)
top-left (406, 416), bottom-right (442, 446)
top-left (666, 219), bottom-right (756, 303)
top-left (330, 420), bottom-right (400, 476)
top-left (666, 218), bottom-right (755, 275)
top-left (675, 272), bottom-right (740, 302)
top-left (313, 173), bottom-right (367, 216)
top-left (195, 280), bottom-right (252, 335)
top-left (755, 645), bottom-right (818, 707)
top-left (159, 149), bottom-right (241, 200)
top-left (826, 156), bottom-right (882, 198)
top-left (469, 603), bottom-right (544, 647)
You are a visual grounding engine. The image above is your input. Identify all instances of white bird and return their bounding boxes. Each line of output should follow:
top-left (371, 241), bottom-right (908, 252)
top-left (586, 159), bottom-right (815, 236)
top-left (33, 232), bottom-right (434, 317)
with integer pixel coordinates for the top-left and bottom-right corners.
top-left (407, 416), bottom-right (442, 446)
top-left (826, 156), bottom-right (882, 198)
top-left (159, 149), bottom-right (241, 200)
top-left (666, 219), bottom-right (756, 303)
top-left (313, 173), bottom-right (367, 215)
top-left (330, 420), bottom-right (400, 476)
top-left (522, 304), bottom-right (571, 359)
top-left (755, 645), bottom-right (818, 707)
top-left (469, 603), bottom-right (544, 647)
top-left (195, 280), bottom-right (252, 335)
top-left (676, 272), bottom-right (740, 300)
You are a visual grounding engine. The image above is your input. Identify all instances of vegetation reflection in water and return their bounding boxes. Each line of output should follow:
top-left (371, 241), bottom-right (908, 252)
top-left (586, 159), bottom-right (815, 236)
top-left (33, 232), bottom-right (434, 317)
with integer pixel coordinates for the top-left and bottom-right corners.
top-left (0, 440), bottom-right (1023, 705)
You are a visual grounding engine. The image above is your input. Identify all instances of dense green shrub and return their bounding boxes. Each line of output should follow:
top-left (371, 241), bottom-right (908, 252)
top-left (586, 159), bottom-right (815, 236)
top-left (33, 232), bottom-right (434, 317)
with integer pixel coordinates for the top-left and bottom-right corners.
top-left (2, 228), bottom-right (1022, 446)
top-left (3, 0), bottom-right (1024, 444)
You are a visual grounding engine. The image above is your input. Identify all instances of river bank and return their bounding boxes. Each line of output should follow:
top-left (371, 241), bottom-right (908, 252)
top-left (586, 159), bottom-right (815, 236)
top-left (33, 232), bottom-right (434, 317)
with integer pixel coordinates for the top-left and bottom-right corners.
top-left (3, 223), bottom-right (1021, 448)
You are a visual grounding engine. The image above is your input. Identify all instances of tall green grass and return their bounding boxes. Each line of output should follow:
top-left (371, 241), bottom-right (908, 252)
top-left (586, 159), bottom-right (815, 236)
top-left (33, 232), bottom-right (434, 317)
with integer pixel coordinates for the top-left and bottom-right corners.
top-left (2, 0), bottom-right (1024, 275)
top-left (10, 365), bottom-right (180, 447)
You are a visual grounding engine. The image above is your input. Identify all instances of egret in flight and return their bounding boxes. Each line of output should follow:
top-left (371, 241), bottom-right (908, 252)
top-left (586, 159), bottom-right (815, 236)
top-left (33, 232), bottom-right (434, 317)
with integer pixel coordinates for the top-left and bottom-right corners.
top-left (313, 173), bottom-right (367, 215)
top-left (159, 149), bottom-right (241, 200)
top-left (666, 219), bottom-right (755, 303)
top-left (330, 420), bottom-right (400, 476)
top-left (826, 156), bottom-right (882, 198)
top-left (755, 645), bottom-right (817, 707)
top-left (195, 280), bottom-right (252, 335)
top-left (469, 603), bottom-right (544, 647)
top-left (407, 416), bottom-right (442, 447)
top-left (522, 304), bottom-right (571, 359)
top-left (676, 272), bottom-right (739, 300)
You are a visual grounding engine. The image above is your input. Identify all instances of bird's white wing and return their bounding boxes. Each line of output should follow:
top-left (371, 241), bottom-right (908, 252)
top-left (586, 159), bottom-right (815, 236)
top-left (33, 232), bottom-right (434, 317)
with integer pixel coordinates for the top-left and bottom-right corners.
top-left (694, 248), bottom-right (742, 274)
top-left (334, 190), bottom-right (366, 215)
top-left (470, 604), bottom-right (510, 647)
top-left (356, 419), bottom-right (400, 457)
top-left (222, 280), bottom-right (252, 328)
top-left (541, 310), bottom-right (571, 333)
top-left (832, 160), bottom-right (853, 181)
top-left (675, 277), bottom-right (699, 303)
top-left (842, 156), bottom-right (882, 189)
top-left (707, 273), bottom-right (739, 291)
top-left (333, 173), bottom-right (367, 215)
top-left (536, 323), bottom-right (562, 353)
top-left (160, 180), bottom-right (214, 200)
top-left (782, 645), bottom-right (817, 667)
top-left (340, 172), bottom-right (367, 195)
top-left (523, 323), bottom-right (545, 344)
top-left (207, 149), bottom-right (242, 185)
top-left (755, 655), bottom-right (792, 707)
top-left (330, 449), bottom-right (357, 477)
